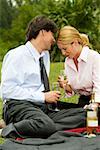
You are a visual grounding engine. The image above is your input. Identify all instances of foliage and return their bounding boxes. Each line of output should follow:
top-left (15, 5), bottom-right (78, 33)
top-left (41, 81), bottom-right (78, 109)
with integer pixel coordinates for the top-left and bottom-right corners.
top-left (0, 0), bottom-right (100, 61)
top-left (0, 0), bottom-right (13, 28)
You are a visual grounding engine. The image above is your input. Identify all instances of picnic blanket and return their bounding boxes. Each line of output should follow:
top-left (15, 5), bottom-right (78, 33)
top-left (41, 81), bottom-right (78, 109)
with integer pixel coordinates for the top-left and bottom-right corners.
top-left (0, 128), bottom-right (100, 150)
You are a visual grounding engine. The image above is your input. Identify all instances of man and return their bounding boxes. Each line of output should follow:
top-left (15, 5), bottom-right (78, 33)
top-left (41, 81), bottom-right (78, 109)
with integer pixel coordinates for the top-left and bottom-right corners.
top-left (0, 16), bottom-right (86, 139)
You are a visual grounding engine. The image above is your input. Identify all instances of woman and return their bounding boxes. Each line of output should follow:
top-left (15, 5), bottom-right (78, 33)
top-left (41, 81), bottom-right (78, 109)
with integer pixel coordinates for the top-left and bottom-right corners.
top-left (57, 26), bottom-right (100, 108)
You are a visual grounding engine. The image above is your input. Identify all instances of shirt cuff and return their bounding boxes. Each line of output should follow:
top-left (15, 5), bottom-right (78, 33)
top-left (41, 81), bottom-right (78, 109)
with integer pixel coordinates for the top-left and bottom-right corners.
top-left (31, 92), bottom-right (45, 103)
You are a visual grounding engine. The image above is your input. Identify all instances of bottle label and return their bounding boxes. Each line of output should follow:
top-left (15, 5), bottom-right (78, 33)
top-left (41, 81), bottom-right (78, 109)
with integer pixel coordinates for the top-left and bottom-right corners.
top-left (87, 111), bottom-right (97, 118)
top-left (87, 120), bottom-right (98, 127)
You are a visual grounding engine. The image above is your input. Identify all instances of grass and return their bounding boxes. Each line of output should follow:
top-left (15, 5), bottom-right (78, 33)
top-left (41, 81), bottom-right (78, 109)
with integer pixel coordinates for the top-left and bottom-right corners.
top-left (0, 61), bottom-right (3, 143)
top-left (0, 61), bottom-right (78, 144)
top-left (50, 62), bottom-right (64, 83)
top-left (0, 62), bottom-right (2, 82)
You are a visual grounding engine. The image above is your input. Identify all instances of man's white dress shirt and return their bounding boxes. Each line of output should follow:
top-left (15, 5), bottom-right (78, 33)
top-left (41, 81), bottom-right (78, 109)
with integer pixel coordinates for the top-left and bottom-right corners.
top-left (1, 41), bottom-right (50, 103)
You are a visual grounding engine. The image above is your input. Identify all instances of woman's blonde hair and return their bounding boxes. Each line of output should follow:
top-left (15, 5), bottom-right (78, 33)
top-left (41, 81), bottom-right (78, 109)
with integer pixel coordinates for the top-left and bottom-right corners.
top-left (58, 26), bottom-right (83, 45)
top-left (80, 33), bottom-right (90, 47)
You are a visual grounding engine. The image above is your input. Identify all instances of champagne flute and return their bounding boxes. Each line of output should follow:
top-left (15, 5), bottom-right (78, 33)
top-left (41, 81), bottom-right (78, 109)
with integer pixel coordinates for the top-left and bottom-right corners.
top-left (60, 69), bottom-right (66, 81)
top-left (51, 82), bottom-right (60, 111)
top-left (59, 69), bottom-right (67, 98)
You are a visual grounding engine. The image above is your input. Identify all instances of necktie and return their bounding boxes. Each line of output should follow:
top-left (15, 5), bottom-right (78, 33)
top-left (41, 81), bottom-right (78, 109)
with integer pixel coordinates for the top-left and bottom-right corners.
top-left (39, 57), bottom-right (55, 111)
top-left (39, 57), bottom-right (50, 92)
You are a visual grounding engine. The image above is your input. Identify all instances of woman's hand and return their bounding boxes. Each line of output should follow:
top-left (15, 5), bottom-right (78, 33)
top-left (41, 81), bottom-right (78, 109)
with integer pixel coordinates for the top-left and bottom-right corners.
top-left (84, 103), bottom-right (99, 110)
top-left (58, 76), bottom-right (68, 89)
top-left (58, 76), bottom-right (72, 93)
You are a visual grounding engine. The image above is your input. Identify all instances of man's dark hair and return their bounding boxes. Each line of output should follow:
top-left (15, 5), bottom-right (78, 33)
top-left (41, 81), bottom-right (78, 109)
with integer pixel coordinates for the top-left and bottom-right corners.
top-left (26, 16), bottom-right (57, 42)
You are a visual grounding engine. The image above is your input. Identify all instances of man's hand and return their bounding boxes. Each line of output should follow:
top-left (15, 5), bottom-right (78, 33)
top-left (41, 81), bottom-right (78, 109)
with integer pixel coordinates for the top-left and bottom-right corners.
top-left (44, 91), bottom-right (61, 103)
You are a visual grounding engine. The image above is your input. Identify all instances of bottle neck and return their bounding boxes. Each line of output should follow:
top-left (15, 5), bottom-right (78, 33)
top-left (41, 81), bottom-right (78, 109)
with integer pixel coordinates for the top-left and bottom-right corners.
top-left (90, 93), bottom-right (95, 103)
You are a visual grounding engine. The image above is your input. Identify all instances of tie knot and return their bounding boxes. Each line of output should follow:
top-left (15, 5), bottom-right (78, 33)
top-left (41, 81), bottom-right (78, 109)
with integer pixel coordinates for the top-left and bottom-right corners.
top-left (39, 57), bottom-right (43, 61)
top-left (39, 57), bottom-right (44, 66)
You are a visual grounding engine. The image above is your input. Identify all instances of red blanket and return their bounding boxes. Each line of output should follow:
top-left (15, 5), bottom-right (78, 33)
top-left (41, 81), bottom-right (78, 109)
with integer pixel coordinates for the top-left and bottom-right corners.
top-left (65, 126), bottom-right (100, 133)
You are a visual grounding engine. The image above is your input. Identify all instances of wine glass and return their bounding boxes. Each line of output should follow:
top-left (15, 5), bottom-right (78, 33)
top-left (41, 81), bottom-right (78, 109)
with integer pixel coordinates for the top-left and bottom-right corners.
top-left (59, 69), bottom-right (67, 98)
top-left (60, 69), bottom-right (66, 81)
top-left (51, 82), bottom-right (60, 111)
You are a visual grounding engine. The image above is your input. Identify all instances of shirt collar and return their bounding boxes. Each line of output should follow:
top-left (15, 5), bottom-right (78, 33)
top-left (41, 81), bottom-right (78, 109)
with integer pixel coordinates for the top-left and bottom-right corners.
top-left (78, 46), bottom-right (89, 63)
top-left (25, 41), bottom-right (45, 62)
top-left (66, 46), bottom-right (90, 72)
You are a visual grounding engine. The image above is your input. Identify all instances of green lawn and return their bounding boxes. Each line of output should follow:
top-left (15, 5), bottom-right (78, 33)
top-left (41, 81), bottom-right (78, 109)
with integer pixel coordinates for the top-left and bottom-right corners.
top-left (0, 62), bottom-right (2, 119)
top-left (0, 62), bottom-right (4, 143)
top-left (0, 62), bottom-right (2, 82)
top-left (0, 62), bottom-right (78, 144)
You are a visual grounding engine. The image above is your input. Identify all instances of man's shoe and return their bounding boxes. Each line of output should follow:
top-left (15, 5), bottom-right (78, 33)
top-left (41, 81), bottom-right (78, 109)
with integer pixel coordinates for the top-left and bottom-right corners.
top-left (0, 119), bottom-right (6, 129)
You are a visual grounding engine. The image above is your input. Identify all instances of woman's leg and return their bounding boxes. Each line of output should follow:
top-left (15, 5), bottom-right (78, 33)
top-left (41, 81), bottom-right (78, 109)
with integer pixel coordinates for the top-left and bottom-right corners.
top-left (78, 95), bottom-right (91, 107)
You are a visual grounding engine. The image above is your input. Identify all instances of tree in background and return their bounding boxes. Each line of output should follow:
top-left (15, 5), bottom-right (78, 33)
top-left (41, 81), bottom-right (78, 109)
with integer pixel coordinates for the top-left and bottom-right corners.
top-left (0, 0), bottom-right (18, 60)
top-left (0, 0), bottom-right (99, 61)
top-left (0, 0), bottom-right (13, 28)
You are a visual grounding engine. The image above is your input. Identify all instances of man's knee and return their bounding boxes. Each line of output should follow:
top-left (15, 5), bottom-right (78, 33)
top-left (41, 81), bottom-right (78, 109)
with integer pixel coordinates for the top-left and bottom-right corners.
top-left (38, 117), bottom-right (56, 136)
